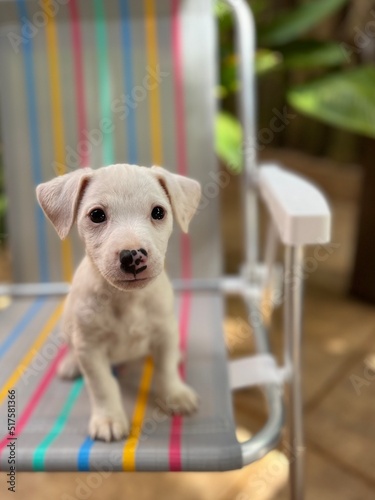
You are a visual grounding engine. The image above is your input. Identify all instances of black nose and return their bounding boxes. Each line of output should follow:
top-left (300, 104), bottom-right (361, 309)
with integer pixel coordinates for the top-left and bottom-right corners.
top-left (119, 248), bottom-right (148, 277)
top-left (119, 250), bottom-right (133, 268)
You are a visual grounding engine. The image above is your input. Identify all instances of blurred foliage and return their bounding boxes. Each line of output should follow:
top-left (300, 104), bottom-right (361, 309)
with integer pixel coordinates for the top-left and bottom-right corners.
top-left (288, 65), bottom-right (375, 138)
top-left (280, 40), bottom-right (348, 69)
top-left (258, 0), bottom-right (349, 46)
top-left (216, 0), bottom-right (375, 171)
top-left (215, 112), bottom-right (243, 170)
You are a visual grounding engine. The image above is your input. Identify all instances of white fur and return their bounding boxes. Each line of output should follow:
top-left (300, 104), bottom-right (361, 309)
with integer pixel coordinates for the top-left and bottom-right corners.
top-left (36, 164), bottom-right (201, 442)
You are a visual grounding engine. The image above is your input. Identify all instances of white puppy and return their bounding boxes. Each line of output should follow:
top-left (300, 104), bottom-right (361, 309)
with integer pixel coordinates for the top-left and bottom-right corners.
top-left (36, 164), bottom-right (201, 442)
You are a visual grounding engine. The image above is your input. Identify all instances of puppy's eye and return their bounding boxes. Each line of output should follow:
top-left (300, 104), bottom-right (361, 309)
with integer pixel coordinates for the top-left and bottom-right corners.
top-left (89, 208), bottom-right (106, 223)
top-left (151, 206), bottom-right (165, 220)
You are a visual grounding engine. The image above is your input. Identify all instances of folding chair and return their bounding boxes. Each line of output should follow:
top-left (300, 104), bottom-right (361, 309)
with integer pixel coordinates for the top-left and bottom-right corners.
top-left (0, 1), bottom-right (331, 498)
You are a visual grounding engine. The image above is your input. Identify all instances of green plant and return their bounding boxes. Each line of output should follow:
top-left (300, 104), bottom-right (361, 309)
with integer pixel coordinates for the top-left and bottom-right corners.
top-left (216, 0), bottom-right (375, 171)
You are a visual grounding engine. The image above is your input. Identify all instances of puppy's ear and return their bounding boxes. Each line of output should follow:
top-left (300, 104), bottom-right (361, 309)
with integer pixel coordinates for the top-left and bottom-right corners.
top-left (36, 168), bottom-right (93, 239)
top-left (151, 166), bottom-right (201, 233)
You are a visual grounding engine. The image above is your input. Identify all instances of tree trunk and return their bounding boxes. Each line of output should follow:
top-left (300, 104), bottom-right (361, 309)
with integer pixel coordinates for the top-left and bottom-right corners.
top-left (350, 138), bottom-right (375, 303)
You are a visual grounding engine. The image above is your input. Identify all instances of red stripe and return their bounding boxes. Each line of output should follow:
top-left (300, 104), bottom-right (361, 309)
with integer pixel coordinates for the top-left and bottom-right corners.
top-left (69, 0), bottom-right (89, 167)
top-left (0, 346), bottom-right (67, 462)
top-left (169, 0), bottom-right (192, 472)
top-left (171, 0), bottom-right (187, 177)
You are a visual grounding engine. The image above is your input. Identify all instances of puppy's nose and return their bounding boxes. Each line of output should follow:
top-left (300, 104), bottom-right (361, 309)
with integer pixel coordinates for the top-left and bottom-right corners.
top-left (120, 248), bottom-right (148, 277)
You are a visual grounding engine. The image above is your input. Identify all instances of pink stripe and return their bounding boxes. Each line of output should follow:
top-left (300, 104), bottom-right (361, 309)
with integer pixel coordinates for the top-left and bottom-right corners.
top-left (171, 0), bottom-right (187, 178)
top-left (69, 0), bottom-right (89, 167)
top-left (169, 0), bottom-right (192, 472)
top-left (0, 346), bottom-right (68, 462)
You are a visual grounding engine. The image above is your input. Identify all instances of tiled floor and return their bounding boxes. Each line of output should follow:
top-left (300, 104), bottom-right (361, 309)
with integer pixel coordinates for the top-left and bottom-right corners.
top-left (1, 150), bottom-right (375, 499)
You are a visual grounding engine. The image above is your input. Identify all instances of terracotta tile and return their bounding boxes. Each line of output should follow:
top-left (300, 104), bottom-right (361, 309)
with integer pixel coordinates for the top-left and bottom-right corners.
top-left (275, 449), bottom-right (375, 500)
top-left (5, 458), bottom-right (287, 500)
top-left (306, 357), bottom-right (375, 483)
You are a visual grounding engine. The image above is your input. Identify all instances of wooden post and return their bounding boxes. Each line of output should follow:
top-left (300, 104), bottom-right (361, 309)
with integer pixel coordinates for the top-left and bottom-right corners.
top-left (350, 138), bottom-right (375, 303)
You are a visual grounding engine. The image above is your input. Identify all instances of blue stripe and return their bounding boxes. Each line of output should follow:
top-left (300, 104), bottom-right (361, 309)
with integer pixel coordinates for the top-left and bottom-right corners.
top-left (77, 367), bottom-right (120, 470)
top-left (16, 0), bottom-right (50, 282)
top-left (119, 0), bottom-right (138, 164)
top-left (77, 436), bottom-right (94, 471)
top-left (0, 298), bottom-right (46, 360)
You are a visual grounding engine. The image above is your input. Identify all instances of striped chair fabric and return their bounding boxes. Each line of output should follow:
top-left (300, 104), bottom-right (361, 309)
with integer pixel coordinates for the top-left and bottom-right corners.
top-left (0, 0), bottom-right (243, 471)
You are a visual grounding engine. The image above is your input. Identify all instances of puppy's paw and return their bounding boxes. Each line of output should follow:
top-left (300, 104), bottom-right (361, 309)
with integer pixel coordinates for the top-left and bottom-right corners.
top-left (89, 412), bottom-right (129, 442)
top-left (159, 383), bottom-right (199, 415)
top-left (57, 352), bottom-right (81, 380)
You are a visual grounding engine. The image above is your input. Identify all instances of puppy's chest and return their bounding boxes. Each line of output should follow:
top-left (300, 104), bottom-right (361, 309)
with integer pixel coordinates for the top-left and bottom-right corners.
top-left (93, 298), bottom-right (151, 363)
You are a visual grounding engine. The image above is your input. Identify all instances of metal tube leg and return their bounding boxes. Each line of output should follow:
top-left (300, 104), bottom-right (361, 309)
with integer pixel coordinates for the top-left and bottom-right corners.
top-left (223, 0), bottom-right (259, 269)
top-left (284, 245), bottom-right (305, 500)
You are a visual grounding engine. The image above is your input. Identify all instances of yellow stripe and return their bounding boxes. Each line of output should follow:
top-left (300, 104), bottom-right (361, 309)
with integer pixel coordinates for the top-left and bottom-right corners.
top-left (121, 1), bottom-right (163, 470)
top-left (122, 357), bottom-right (154, 471)
top-left (144, 0), bottom-right (163, 165)
top-left (0, 302), bottom-right (64, 405)
top-left (43, 0), bottom-right (74, 282)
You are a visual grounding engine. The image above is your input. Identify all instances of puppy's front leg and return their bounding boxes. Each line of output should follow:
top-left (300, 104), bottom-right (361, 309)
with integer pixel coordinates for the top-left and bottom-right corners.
top-left (152, 324), bottom-right (199, 415)
top-left (76, 349), bottom-right (129, 442)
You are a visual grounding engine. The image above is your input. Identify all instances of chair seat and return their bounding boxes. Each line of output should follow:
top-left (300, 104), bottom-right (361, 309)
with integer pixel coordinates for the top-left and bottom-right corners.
top-left (0, 291), bottom-right (243, 472)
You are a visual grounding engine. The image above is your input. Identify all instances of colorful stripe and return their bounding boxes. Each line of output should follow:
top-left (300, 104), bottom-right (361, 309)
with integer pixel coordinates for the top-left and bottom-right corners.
top-left (76, 0), bottom-right (149, 470)
top-left (122, 357), bottom-right (154, 470)
top-left (33, 377), bottom-right (84, 471)
top-left (0, 298), bottom-right (46, 360)
top-left (0, 346), bottom-right (67, 457)
top-left (77, 367), bottom-right (120, 471)
top-left (144, 0), bottom-right (163, 165)
top-left (169, 0), bottom-right (193, 471)
top-left (26, 3), bottom-right (89, 471)
top-left (16, 0), bottom-right (49, 282)
top-left (4, 0), bottom-right (191, 472)
top-left (77, 436), bottom-right (94, 471)
top-left (119, 0), bottom-right (138, 164)
top-left (76, 0), bottom-right (145, 470)
top-left (0, 303), bottom-right (64, 406)
top-left (93, 0), bottom-right (115, 165)
top-left (77, 359), bottom-right (154, 472)
top-left (69, 0), bottom-right (89, 167)
top-left (118, 0), bottom-right (166, 469)
top-left (42, 0), bottom-right (74, 282)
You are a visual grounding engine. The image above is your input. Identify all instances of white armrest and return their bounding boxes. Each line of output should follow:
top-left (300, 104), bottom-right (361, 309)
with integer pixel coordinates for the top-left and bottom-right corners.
top-left (259, 163), bottom-right (331, 246)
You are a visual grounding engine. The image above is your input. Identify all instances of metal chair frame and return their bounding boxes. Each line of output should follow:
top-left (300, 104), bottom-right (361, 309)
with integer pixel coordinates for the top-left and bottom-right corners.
top-left (0, 1), bottom-right (332, 498)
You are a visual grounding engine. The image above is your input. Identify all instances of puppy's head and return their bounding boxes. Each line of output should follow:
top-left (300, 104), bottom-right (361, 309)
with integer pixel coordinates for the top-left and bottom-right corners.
top-left (36, 164), bottom-right (201, 291)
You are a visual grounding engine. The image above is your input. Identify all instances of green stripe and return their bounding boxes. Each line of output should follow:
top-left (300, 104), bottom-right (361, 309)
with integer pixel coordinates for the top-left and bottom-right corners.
top-left (32, 378), bottom-right (84, 471)
top-left (93, 0), bottom-right (115, 165)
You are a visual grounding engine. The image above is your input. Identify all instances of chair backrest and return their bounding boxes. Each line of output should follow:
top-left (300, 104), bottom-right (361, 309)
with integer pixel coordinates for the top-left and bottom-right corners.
top-left (0, 0), bottom-right (223, 283)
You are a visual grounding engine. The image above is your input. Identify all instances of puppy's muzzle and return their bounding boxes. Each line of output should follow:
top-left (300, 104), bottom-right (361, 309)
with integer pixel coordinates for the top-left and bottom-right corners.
top-left (120, 248), bottom-right (148, 277)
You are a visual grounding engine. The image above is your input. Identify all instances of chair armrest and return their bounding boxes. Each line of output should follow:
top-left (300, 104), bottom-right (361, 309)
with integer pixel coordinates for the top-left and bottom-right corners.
top-left (259, 163), bottom-right (331, 246)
